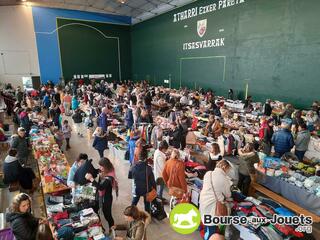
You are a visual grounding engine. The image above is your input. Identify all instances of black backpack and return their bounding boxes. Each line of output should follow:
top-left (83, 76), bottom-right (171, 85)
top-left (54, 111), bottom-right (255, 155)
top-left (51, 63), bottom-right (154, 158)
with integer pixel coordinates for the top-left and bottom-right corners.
top-left (151, 198), bottom-right (167, 221)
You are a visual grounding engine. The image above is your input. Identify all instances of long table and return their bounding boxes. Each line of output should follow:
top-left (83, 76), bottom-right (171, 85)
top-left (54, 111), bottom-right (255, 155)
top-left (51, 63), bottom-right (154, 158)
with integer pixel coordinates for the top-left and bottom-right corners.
top-left (256, 171), bottom-right (320, 218)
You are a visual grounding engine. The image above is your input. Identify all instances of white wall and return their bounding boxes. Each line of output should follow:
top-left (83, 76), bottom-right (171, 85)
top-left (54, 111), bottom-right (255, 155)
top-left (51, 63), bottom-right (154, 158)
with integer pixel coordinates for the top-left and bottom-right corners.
top-left (0, 5), bottom-right (40, 88)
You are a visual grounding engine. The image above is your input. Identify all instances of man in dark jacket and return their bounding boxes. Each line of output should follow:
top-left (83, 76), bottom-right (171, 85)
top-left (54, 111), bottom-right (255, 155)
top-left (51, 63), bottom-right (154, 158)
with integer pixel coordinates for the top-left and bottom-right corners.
top-left (169, 122), bottom-right (182, 149)
top-left (263, 99), bottom-right (272, 116)
top-left (178, 115), bottom-right (189, 150)
top-left (271, 121), bottom-right (294, 157)
top-left (72, 109), bottom-right (84, 136)
top-left (129, 148), bottom-right (156, 213)
top-left (10, 128), bottom-right (30, 166)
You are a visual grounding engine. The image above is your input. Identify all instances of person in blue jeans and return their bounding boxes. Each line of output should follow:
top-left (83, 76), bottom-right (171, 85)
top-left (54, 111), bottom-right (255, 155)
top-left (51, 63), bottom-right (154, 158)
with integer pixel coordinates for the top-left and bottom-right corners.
top-left (93, 127), bottom-right (108, 158)
top-left (129, 147), bottom-right (156, 213)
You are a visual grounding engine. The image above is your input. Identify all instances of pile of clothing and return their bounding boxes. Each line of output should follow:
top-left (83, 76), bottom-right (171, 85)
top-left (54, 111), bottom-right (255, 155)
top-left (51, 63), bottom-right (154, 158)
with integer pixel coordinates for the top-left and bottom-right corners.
top-left (46, 194), bottom-right (107, 240)
top-left (232, 191), bottom-right (305, 240)
top-left (74, 183), bottom-right (97, 202)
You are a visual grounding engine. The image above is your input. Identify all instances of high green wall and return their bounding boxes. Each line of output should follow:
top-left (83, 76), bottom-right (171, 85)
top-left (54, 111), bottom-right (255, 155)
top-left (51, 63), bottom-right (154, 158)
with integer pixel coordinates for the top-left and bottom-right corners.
top-left (57, 18), bottom-right (131, 82)
top-left (131, 0), bottom-right (320, 108)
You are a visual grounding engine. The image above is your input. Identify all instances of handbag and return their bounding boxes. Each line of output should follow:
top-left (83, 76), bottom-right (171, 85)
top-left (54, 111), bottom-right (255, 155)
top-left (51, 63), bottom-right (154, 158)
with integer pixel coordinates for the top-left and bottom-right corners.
top-left (145, 165), bottom-right (157, 202)
top-left (168, 186), bottom-right (185, 199)
top-left (210, 172), bottom-right (228, 216)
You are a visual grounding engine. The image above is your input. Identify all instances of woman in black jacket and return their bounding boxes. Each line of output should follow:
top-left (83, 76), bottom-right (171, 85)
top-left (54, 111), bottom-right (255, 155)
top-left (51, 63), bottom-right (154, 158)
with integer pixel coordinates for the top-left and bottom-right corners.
top-left (85, 158), bottom-right (116, 231)
top-left (6, 193), bottom-right (45, 240)
top-left (3, 148), bottom-right (37, 191)
top-left (169, 122), bottom-right (182, 149)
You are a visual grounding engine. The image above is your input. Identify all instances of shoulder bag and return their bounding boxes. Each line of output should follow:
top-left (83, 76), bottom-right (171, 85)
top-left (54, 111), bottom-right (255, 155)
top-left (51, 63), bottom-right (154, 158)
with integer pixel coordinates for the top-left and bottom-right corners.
top-left (146, 165), bottom-right (157, 202)
top-left (210, 171), bottom-right (228, 216)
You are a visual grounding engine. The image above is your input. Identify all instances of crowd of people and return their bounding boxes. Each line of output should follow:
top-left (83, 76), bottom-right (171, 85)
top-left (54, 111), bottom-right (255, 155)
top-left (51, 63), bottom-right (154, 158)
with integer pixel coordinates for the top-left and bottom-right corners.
top-left (0, 78), bottom-right (319, 240)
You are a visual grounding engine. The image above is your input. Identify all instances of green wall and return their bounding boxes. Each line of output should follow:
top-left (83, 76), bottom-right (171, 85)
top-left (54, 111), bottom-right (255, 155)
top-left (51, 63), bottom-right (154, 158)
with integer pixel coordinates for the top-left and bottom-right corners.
top-left (57, 18), bottom-right (131, 82)
top-left (131, 0), bottom-right (320, 108)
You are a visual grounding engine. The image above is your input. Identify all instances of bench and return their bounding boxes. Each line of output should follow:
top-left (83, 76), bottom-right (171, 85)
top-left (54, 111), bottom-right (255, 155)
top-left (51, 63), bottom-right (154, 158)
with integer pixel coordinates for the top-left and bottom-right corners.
top-left (249, 182), bottom-right (320, 223)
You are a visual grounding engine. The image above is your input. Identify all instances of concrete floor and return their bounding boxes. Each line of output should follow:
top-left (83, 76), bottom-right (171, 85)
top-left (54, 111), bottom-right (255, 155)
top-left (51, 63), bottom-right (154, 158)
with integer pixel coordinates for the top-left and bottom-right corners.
top-left (0, 115), bottom-right (202, 239)
top-left (62, 119), bottom-right (202, 239)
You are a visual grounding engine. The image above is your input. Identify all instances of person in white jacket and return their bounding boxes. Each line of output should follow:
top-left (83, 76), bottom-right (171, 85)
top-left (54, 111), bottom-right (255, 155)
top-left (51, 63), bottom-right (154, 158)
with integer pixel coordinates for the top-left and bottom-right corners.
top-left (153, 140), bottom-right (169, 201)
top-left (200, 160), bottom-right (233, 240)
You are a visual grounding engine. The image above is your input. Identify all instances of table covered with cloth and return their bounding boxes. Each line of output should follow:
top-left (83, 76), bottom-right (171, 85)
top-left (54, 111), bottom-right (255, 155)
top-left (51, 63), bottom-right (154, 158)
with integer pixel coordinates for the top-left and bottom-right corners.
top-left (256, 171), bottom-right (320, 216)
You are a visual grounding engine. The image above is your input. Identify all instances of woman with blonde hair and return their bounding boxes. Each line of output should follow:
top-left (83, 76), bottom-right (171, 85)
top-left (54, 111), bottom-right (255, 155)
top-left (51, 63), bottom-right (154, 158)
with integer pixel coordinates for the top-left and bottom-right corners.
top-left (200, 160), bottom-right (232, 240)
top-left (6, 193), bottom-right (46, 240)
top-left (92, 126), bottom-right (108, 158)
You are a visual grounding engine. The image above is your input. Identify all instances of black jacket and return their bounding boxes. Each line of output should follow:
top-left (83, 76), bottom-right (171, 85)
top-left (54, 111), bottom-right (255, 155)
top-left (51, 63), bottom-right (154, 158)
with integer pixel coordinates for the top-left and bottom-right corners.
top-left (3, 156), bottom-right (22, 184)
top-left (92, 175), bottom-right (113, 204)
top-left (130, 161), bottom-right (156, 196)
top-left (264, 103), bottom-right (272, 116)
top-left (6, 212), bottom-right (39, 240)
top-left (74, 159), bottom-right (98, 185)
top-left (169, 128), bottom-right (182, 149)
top-left (72, 112), bottom-right (83, 124)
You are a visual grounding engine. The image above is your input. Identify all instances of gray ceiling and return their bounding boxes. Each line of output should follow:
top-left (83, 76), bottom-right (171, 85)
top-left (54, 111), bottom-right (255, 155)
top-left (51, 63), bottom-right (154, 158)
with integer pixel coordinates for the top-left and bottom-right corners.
top-left (0, 0), bottom-right (195, 24)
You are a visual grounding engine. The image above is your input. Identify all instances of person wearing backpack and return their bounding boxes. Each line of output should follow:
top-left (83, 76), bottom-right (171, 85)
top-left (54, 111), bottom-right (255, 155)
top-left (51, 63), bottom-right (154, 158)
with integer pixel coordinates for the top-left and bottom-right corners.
top-left (85, 158), bottom-right (116, 231)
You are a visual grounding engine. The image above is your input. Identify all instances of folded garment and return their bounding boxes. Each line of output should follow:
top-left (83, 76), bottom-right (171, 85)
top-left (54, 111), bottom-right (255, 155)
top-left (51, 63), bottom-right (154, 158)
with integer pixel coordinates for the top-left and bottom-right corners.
top-left (53, 211), bottom-right (69, 223)
top-left (50, 196), bottom-right (64, 203)
top-left (80, 208), bottom-right (95, 217)
top-left (244, 197), bottom-right (262, 206)
top-left (258, 197), bottom-right (282, 210)
top-left (260, 226), bottom-right (283, 240)
top-left (47, 203), bottom-right (64, 213)
top-left (57, 226), bottom-right (74, 240)
top-left (88, 226), bottom-right (104, 237)
top-left (238, 201), bottom-right (254, 208)
top-left (294, 181), bottom-right (303, 188)
top-left (231, 191), bottom-right (246, 202)
top-left (304, 178), bottom-right (315, 189)
top-left (57, 218), bottom-right (73, 228)
top-left (74, 226), bottom-right (88, 234)
top-left (275, 207), bottom-right (294, 217)
top-left (93, 233), bottom-right (106, 240)
top-left (256, 206), bottom-right (273, 219)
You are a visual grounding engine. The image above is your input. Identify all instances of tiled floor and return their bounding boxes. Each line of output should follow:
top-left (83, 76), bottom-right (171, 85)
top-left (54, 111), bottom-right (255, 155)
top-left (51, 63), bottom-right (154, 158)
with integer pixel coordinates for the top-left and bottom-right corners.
top-left (0, 116), bottom-right (202, 239)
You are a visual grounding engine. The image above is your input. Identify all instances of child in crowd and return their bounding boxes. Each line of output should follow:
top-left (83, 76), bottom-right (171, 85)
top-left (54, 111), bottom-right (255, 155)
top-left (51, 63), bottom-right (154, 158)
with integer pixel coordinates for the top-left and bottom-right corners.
top-left (62, 120), bottom-right (72, 150)
top-left (53, 127), bottom-right (64, 149)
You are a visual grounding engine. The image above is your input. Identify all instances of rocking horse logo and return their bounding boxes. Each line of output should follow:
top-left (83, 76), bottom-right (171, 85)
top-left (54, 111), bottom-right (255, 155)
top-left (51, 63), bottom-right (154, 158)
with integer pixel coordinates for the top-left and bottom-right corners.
top-left (169, 203), bottom-right (201, 234)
